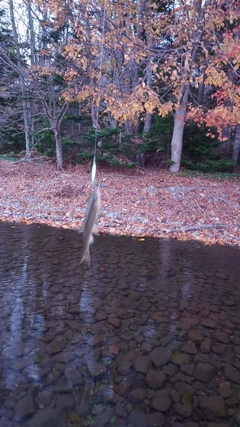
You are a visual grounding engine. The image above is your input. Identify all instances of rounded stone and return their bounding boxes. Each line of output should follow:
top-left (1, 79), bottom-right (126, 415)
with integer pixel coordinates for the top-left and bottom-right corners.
top-left (146, 412), bottom-right (165, 427)
top-left (127, 409), bottom-right (148, 427)
top-left (151, 389), bottom-right (171, 412)
top-left (234, 409), bottom-right (240, 425)
top-left (171, 352), bottom-right (192, 366)
top-left (174, 403), bottom-right (193, 418)
top-left (224, 363), bottom-right (240, 384)
top-left (128, 388), bottom-right (147, 404)
top-left (199, 395), bottom-right (227, 418)
top-left (194, 363), bottom-right (216, 383)
top-left (145, 369), bottom-right (166, 390)
top-left (150, 347), bottom-right (172, 367)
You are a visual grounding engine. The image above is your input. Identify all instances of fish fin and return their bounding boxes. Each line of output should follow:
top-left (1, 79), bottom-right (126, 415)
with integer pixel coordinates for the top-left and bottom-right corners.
top-left (80, 250), bottom-right (90, 266)
top-left (92, 224), bottom-right (99, 235)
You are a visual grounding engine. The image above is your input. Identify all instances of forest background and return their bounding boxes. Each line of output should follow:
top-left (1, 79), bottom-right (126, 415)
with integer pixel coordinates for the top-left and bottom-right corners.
top-left (0, 0), bottom-right (239, 173)
top-left (0, 0), bottom-right (239, 248)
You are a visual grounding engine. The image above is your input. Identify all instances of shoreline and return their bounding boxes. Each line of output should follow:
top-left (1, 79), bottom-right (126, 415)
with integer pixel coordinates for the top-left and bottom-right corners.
top-left (0, 160), bottom-right (239, 248)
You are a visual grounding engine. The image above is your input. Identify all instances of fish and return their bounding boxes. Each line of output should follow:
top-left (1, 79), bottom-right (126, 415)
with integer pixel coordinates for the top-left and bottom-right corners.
top-left (80, 187), bottom-right (100, 265)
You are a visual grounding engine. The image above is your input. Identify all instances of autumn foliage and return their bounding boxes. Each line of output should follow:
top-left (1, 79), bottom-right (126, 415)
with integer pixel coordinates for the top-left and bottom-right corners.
top-left (0, 0), bottom-right (240, 170)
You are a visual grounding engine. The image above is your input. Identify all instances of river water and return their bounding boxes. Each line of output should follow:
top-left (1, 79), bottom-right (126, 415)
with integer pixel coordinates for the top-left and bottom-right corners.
top-left (0, 221), bottom-right (240, 427)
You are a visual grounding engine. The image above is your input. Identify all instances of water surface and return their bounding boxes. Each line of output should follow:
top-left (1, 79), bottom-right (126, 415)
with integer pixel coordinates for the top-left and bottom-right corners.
top-left (0, 221), bottom-right (240, 427)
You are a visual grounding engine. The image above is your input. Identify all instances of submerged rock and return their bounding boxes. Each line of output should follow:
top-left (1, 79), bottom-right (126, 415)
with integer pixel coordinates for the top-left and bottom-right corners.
top-left (150, 346), bottom-right (172, 367)
top-left (194, 363), bottom-right (216, 383)
top-left (26, 407), bottom-right (61, 427)
top-left (127, 409), bottom-right (148, 427)
top-left (146, 412), bottom-right (165, 427)
top-left (86, 361), bottom-right (107, 378)
top-left (151, 389), bottom-right (171, 412)
top-left (145, 369), bottom-right (166, 390)
top-left (224, 363), bottom-right (240, 384)
top-left (174, 402), bottom-right (193, 418)
top-left (128, 387), bottom-right (147, 404)
top-left (171, 352), bottom-right (192, 366)
top-left (14, 394), bottom-right (35, 420)
top-left (199, 395), bottom-right (227, 418)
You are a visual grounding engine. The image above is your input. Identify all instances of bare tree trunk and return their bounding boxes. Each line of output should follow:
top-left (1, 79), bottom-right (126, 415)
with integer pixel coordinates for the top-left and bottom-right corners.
top-left (40, 91), bottom-right (68, 171)
top-left (53, 128), bottom-right (63, 171)
top-left (22, 95), bottom-right (31, 157)
top-left (143, 113), bottom-right (152, 133)
top-left (8, 0), bottom-right (31, 158)
top-left (125, 119), bottom-right (136, 135)
top-left (143, 61), bottom-right (153, 134)
top-left (170, 0), bottom-right (202, 173)
top-left (232, 124), bottom-right (240, 164)
top-left (108, 115), bottom-right (117, 129)
top-left (170, 86), bottom-right (189, 173)
top-left (27, 0), bottom-right (37, 150)
top-left (197, 70), bottom-right (206, 105)
top-left (124, 59), bottom-right (140, 135)
top-left (221, 123), bottom-right (232, 155)
top-left (91, 103), bottom-right (99, 129)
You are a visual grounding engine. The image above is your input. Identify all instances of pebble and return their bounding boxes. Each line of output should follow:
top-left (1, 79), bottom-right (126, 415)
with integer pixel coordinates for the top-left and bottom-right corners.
top-left (133, 354), bottom-right (151, 374)
top-left (127, 409), bottom-right (148, 427)
top-left (14, 394), bottom-right (35, 420)
top-left (200, 338), bottom-right (212, 353)
top-left (150, 346), bottom-right (172, 367)
top-left (194, 363), bottom-right (216, 383)
top-left (224, 363), bottom-right (240, 384)
top-left (145, 369), bottom-right (166, 389)
top-left (146, 412), bottom-right (165, 427)
top-left (128, 387), bottom-right (147, 403)
top-left (199, 395), bottom-right (227, 418)
top-left (171, 352), bottom-right (192, 365)
top-left (151, 389), bottom-right (172, 412)
top-left (174, 402), bottom-right (193, 418)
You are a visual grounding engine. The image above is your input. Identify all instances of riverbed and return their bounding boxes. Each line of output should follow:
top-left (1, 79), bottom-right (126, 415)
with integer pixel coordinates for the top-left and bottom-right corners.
top-left (0, 221), bottom-right (240, 427)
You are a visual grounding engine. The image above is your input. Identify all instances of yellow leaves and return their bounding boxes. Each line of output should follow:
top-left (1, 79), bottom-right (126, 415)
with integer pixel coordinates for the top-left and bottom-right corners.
top-left (170, 69), bottom-right (178, 81)
top-left (39, 48), bottom-right (51, 58)
top-left (64, 46), bottom-right (88, 70)
top-left (104, 82), bottom-right (173, 124)
top-left (229, 11), bottom-right (238, 25)
top-left (64, 70), bottom-right (78, 82)
top-left (205, 66), bottom-right (227, 87)
top-left (30, 65), bottom-right (61, 78)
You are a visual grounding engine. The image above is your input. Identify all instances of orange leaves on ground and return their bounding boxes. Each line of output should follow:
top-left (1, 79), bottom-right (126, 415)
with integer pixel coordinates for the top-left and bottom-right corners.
top-left (0, 160), bottom-right (239, 247)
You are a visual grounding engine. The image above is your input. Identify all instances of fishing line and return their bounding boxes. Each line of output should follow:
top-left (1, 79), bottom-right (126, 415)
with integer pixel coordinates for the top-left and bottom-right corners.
top-left (91, 0), bottom-right (107, 184)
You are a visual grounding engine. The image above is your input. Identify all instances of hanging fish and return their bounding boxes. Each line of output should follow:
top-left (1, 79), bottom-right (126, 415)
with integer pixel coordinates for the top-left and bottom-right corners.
top-left (91, 158), bottom-right (97, 183)
top-left (80, 188), bottom-right (100, 266)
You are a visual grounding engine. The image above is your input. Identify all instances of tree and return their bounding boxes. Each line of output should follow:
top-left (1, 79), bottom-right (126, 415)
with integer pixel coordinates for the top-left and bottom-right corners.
top-left (30, 66), bottom-right (69, 170)
top-left (1, 0), bottom-right (239, 171)
top-left (35, 0), bottom-right (172, 134)
top-left (7, 0), bottom-right (32, 157)
top-left (0, 8), bottom-right (26, 151)
top-left (187, 1), bottom-right (240, 165)
top-left (232, 124), bottom-right (240, 164)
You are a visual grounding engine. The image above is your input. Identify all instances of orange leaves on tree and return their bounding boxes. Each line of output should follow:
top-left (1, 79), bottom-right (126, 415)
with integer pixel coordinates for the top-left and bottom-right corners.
top-left (104, 82), bottom-right (172, 124)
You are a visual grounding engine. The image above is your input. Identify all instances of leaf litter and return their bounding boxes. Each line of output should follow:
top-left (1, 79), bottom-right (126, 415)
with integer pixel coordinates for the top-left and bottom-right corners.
top-left (0, 160), bottom-right (239, 247)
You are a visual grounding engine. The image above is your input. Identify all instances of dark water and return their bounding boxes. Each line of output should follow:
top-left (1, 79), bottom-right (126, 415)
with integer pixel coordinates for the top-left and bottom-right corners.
top-left (0, 221), bottom-right (240, 427)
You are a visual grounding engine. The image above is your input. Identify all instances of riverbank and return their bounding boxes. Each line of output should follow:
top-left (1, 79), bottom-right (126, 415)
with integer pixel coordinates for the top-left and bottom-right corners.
top-left (0, 159), bottom-right (239, 247)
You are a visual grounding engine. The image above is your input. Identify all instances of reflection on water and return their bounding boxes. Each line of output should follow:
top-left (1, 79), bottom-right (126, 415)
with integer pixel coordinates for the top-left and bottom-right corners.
top-left (0, 221), bottom-right (240, 427)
